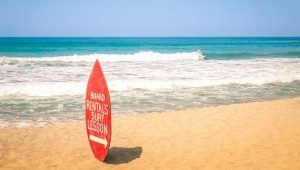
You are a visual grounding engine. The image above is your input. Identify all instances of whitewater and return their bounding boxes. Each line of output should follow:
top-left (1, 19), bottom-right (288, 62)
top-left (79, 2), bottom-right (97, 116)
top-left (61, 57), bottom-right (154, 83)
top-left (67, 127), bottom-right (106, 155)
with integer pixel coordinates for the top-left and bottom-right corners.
top-left (1, 37), bottom-right (300, 128)
top-left (1, 52), bottom-right (300, 97)
top-left (1, 52), bottom-right (300, 129)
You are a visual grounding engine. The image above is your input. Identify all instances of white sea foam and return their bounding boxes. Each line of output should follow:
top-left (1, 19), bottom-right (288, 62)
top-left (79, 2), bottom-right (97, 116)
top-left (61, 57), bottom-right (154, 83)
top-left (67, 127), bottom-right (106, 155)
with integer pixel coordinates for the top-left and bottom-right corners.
top-left (0, 51), bottom-right (199, 63)
top-left (1, 55), bottom-right (300, 128)
top-left (0, 82), bottom-right (86, 97)
top-left (1, 77), bottom-right (299, 97)
top-left (1, 54), bottom-right (300, 97)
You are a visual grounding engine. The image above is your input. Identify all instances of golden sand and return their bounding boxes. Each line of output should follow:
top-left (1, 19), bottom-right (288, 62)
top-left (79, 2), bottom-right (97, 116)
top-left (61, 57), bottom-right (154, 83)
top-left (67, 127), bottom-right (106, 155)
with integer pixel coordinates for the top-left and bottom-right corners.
top-left (1, 98), bottom-right (300, 169)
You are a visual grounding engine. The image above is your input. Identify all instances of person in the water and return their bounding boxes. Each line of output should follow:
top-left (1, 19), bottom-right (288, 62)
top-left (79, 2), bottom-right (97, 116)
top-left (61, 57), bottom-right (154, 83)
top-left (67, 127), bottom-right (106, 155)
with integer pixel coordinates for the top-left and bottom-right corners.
top-left (197, 49), bottom-right (205, 60)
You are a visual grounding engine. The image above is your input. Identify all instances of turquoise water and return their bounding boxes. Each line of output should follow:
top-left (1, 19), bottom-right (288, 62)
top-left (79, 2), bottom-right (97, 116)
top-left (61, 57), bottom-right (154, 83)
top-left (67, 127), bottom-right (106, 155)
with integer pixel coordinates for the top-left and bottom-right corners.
top-left (1, 37), bottom-right (300, 128)
top-left (1, 37), bottom-right (300, 58)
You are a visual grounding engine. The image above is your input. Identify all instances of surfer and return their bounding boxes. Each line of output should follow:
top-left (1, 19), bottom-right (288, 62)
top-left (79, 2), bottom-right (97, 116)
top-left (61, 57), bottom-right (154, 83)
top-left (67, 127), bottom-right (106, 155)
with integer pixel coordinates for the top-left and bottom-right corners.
top-left (197, 49), bottom-right (205, 60)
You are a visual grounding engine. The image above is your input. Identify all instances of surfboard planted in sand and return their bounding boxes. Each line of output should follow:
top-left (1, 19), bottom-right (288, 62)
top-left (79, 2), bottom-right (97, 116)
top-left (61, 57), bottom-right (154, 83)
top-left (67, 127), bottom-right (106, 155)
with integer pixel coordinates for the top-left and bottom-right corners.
top-left (85, 59), bottom-right (111, 161)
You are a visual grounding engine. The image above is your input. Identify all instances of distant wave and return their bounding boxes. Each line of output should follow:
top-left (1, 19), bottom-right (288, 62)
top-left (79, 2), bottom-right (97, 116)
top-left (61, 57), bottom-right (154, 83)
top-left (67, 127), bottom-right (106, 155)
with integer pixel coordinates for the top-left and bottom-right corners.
top-left (1, 50), bottom-right (299, 63)
top-left (0, 51), bottom-right (199, 63)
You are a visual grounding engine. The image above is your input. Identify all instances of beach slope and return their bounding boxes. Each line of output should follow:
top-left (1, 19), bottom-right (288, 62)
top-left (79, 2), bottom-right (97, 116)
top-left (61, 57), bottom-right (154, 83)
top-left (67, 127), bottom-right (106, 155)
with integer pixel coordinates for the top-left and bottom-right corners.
top-left (1, 98), bottom-right (300, 169)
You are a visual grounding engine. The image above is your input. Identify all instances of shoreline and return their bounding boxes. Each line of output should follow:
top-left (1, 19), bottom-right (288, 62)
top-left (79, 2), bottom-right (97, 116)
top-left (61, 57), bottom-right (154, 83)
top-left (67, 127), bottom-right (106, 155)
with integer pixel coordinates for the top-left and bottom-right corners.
top-left (1, 97), bottom-right (300, 169)
top-left (2, 96), bottom-right (300, 130)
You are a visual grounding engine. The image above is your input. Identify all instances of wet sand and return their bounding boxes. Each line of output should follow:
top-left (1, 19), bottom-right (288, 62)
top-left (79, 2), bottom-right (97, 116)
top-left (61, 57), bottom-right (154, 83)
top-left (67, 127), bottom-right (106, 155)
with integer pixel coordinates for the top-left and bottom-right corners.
top-left (1, 98), bottom-right (300, 169)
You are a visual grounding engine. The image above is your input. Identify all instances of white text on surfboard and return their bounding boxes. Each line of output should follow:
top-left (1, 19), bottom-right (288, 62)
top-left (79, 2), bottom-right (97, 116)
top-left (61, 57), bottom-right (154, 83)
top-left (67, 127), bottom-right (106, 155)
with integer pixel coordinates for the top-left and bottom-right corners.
top-left (87, 119), bottom-right (108, 135)
top-left (86, 91), bottom-right (109, 135)
top-left (86, 100), bottom-right (108, 115)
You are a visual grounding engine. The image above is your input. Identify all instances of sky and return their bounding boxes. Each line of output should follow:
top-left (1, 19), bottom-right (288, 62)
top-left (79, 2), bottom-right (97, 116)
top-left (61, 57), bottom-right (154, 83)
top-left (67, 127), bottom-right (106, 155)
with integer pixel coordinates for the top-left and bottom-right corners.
top-left (0, 0), bottom-right (299, 37)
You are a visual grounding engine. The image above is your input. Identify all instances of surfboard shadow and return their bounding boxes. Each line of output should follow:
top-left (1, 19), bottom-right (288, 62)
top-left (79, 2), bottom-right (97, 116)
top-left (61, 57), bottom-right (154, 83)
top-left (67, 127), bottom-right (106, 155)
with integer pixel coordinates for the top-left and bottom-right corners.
top-left (104, 146), bottom-right (142, 164)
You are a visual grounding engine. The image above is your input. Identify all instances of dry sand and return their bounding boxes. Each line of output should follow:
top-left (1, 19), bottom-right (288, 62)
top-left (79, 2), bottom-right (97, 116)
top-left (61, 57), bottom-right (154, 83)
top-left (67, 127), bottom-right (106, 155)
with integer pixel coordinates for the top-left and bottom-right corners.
top-left (1, 98), bottom-right (300, 169)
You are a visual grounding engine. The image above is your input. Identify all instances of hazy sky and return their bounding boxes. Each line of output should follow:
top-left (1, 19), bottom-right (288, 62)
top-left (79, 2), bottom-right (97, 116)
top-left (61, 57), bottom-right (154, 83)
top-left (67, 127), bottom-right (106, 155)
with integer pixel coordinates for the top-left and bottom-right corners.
top-left (0, 0), bottom-right (299, 37)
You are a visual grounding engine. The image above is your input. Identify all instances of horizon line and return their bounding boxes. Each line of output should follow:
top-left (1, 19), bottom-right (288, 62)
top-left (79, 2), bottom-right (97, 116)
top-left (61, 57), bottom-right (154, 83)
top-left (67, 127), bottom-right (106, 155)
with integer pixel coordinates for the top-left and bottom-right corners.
top-left (0, 36), bottom-right (300, 38)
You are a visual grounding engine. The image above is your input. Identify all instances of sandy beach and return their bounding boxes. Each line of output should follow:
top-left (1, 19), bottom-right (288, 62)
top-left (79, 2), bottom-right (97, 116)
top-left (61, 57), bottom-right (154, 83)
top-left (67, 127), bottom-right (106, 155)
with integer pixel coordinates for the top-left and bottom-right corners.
top-left (1, 97), bottom-right (300, 169)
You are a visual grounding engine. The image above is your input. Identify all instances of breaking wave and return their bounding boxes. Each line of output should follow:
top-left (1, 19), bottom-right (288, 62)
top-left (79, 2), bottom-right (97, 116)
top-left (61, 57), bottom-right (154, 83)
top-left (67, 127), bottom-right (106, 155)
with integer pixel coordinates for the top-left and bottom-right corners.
top-left (0, 51), bottom-right (199, 63)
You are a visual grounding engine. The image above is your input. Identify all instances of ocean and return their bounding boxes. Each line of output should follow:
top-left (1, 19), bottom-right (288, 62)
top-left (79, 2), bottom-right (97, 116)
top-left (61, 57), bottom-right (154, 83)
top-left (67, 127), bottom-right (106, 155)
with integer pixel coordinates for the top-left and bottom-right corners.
top-left (1, 37), bottom-right (300, 128)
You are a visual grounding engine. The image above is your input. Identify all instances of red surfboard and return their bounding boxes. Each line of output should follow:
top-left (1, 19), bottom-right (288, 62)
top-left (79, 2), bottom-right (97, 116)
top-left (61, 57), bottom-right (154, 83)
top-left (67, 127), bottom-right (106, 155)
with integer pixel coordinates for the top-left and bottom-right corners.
top-left (86, 59), bottom-right (111, 161)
